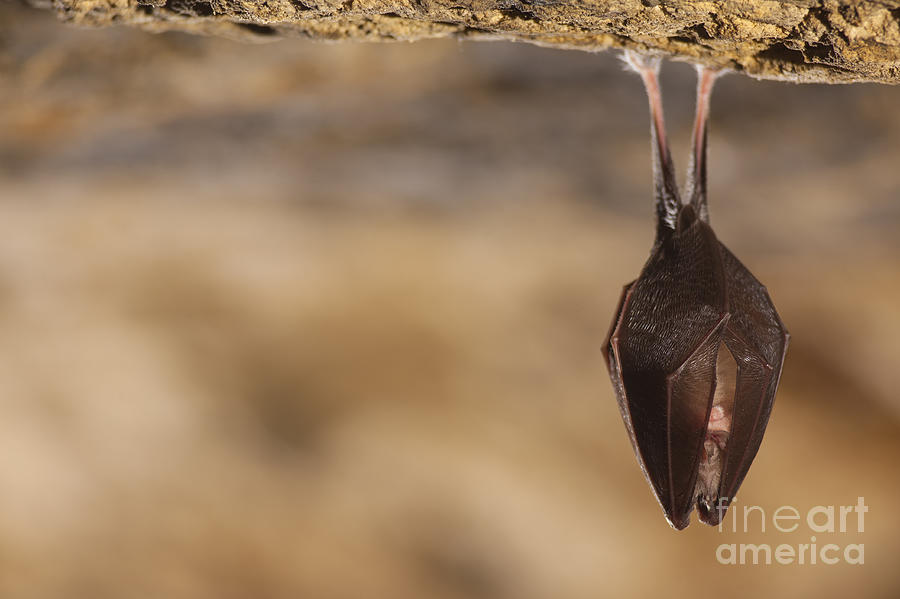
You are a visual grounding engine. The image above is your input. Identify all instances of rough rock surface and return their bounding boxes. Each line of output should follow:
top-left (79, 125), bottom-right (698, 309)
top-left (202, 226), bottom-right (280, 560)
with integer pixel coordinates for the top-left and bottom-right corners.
top-left (32, 0), bottom-right (900, 84)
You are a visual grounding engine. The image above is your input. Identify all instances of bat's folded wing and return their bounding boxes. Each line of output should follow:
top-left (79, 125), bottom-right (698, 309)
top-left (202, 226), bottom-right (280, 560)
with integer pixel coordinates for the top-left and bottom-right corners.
top-left (716, 244), bottom-right (790, 512)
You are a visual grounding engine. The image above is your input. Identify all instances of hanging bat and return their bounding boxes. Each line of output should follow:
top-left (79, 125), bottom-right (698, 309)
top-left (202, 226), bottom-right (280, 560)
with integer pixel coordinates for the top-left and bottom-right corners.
top-left (603, 51), bottom-right (789, 530)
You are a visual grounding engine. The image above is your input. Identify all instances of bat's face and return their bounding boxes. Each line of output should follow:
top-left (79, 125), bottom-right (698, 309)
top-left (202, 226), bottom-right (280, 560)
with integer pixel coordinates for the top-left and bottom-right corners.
top-left (694, 343), bottom-right (735, 524)
top-left (603, 205), bottom-right (788, 530)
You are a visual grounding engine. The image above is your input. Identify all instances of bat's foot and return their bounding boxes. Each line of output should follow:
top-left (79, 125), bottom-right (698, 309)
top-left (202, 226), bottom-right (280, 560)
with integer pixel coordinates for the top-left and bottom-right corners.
top-left (694, 62), bottom-right (728, 80)
top-left (620, 49), bottom-right (662, 77)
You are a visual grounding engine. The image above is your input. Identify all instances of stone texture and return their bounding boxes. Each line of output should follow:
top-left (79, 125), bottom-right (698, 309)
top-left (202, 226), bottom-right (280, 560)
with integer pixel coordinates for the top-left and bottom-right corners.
top-left (29, 0), bottom-right (900, 84)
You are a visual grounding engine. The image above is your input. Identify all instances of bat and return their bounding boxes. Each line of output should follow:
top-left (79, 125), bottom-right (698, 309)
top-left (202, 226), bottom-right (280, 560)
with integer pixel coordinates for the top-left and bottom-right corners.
top-left (603, 51), bottom-right (789, 530)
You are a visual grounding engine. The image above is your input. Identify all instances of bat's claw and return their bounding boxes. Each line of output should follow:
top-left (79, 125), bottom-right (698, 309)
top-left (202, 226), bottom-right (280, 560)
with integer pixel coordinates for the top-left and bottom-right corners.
top-left (621, 49), bottom-right (662, 76)
top-left (694, 62), bottom-right (728, 81)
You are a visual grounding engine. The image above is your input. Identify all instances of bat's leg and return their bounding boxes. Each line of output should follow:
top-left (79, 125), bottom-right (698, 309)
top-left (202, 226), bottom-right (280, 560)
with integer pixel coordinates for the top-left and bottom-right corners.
top-left (622, 50), bottom-right (680, 234)
top-left (686, 65), bottom-right (723, 223)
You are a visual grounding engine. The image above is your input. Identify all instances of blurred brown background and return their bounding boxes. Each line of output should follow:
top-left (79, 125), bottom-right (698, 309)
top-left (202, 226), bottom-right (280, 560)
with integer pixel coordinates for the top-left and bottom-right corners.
top-left (1, 1), bottom-right (900, 598)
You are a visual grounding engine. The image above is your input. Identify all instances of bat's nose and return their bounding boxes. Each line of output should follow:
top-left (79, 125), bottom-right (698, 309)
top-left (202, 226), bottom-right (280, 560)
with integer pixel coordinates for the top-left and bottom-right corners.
top-left (697, 498), bottom-right (724, 526)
